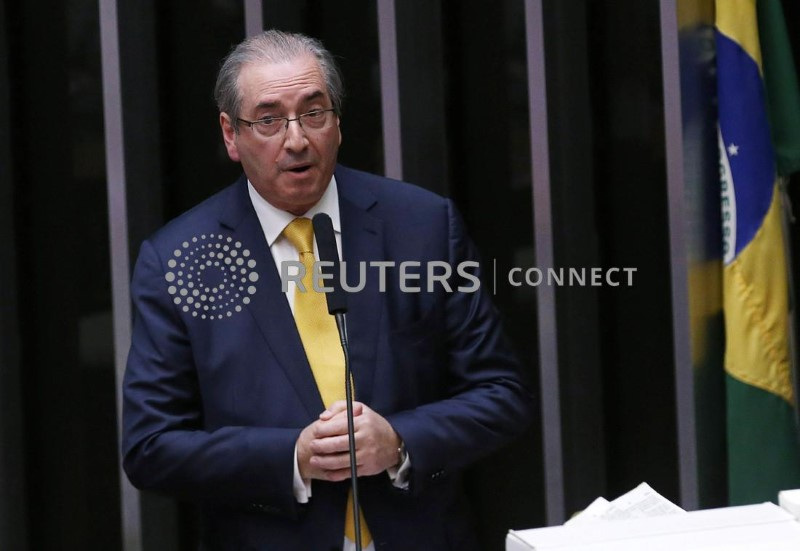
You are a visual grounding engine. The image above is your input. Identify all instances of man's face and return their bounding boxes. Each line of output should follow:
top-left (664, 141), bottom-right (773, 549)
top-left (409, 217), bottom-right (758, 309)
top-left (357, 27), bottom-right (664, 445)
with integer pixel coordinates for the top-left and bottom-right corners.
top-left (220, 54), bottom-right (341, 215)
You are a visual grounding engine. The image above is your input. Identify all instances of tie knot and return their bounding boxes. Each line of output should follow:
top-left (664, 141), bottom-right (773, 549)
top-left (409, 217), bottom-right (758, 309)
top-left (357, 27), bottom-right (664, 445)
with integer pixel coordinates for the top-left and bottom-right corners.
top-left (283, 217), bottom-right (315, 254)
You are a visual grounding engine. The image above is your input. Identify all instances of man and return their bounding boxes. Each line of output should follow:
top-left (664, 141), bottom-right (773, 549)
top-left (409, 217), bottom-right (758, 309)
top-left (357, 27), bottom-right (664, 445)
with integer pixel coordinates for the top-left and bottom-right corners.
top-left (122, 30), bottom-right (532, 550)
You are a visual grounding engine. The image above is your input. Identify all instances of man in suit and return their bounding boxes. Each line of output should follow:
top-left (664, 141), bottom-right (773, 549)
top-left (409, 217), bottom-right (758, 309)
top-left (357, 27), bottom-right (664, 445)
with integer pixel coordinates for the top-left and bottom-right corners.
top-left (122, 30), bottom-right (533, 550)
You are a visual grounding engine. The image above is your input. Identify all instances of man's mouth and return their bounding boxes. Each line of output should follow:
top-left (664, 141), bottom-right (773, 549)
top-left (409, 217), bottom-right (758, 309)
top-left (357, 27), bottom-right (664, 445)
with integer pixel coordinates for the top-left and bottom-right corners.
top-left (285, 163), bottom-right (312, 174)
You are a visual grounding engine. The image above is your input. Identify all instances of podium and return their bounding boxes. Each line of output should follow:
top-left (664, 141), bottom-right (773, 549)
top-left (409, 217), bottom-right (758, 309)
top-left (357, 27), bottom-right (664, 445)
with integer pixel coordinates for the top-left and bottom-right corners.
top-left (506, 502), bottom-right (800, 550)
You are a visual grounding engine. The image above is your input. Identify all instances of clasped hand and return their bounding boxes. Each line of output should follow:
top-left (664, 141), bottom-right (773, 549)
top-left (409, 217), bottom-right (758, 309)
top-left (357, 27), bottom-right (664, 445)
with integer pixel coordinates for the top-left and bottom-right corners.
top-left (297, 401), bottom-right (401, 482)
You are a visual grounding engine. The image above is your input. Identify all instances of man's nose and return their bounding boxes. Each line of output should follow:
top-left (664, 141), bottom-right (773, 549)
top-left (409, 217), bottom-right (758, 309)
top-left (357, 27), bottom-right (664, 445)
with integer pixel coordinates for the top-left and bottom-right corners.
top-left (282, 119), bottom-right (308, 151)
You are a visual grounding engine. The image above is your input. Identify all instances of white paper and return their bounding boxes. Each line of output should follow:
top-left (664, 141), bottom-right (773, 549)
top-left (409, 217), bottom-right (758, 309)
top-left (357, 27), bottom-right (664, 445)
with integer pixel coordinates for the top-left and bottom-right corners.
top-left (566, 482), bottom-right (684, 525)
top-left (564, 497), bottom-right (610, 526)
top-left (778, 488), bottom-right (800, 519)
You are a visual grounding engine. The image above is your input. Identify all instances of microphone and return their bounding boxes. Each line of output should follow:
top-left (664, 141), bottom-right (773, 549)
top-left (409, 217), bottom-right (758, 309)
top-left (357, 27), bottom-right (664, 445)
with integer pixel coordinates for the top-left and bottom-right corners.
top-left (311, 213), bottom-right (362, 551)
top-left (311, 213), bottom-right (347, 314)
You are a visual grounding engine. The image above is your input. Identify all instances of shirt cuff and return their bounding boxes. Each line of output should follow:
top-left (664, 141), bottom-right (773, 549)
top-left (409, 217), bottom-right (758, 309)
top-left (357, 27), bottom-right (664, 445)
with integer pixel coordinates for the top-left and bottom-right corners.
top-left (293, 444), bottom-right (312, 503)
top-left (386, 447), bottom-right (411, 489)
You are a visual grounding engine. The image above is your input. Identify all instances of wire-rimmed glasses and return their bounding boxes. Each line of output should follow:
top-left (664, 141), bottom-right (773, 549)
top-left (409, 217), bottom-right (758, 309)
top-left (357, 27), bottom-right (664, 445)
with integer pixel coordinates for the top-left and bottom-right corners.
top-left (236, 108), bottom-right (337, 138)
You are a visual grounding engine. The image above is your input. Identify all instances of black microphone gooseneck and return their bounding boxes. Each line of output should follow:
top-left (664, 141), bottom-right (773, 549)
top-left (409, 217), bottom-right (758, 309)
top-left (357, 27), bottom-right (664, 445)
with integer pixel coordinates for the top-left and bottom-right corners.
top-left (312, 213), bottom-right (361, 551)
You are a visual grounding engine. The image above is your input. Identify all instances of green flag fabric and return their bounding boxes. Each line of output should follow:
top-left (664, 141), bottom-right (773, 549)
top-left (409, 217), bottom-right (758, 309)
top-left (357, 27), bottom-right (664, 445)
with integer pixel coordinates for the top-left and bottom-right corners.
top-left (758, 0), bottom-right (800, 176)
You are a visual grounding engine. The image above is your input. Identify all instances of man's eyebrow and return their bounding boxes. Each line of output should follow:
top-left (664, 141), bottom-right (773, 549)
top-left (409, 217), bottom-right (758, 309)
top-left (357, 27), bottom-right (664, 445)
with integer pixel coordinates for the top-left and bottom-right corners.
top-left (302, 90), bottom-right (324, 103)
top-left (254, 100), bottom-right (280, 110)
top-left (253, 90), bottom-right (326, 112)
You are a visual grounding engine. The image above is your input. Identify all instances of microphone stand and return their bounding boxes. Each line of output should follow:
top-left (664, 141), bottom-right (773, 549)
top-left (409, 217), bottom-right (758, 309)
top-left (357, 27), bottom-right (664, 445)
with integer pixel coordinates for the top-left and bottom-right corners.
top-left (312, 212), bottom-right (361, 550)
top-left (335, 312), bottom-right (362, 551)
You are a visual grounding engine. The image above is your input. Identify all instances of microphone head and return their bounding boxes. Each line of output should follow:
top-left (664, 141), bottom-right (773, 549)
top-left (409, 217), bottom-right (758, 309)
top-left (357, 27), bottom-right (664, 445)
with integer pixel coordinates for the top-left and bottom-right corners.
top-left (312, 213), bottom-right (348, 314)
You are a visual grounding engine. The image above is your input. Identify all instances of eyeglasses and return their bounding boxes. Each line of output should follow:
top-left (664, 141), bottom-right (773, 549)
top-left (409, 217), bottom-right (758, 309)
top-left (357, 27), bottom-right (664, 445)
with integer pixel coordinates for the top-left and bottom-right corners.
top-left (236, 108), bottom-right (337, 138)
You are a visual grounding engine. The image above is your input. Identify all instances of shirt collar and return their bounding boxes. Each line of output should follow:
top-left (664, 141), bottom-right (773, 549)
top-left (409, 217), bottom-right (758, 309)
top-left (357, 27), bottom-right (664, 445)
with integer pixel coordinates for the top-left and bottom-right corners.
top-left (247, 175), bottom-right (341, 247)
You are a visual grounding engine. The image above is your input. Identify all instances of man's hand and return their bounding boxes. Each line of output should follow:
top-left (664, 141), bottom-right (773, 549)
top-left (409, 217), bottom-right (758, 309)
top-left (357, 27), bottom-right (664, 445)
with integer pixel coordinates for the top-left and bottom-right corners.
top-left (296, 401), bottom-right (401, 482)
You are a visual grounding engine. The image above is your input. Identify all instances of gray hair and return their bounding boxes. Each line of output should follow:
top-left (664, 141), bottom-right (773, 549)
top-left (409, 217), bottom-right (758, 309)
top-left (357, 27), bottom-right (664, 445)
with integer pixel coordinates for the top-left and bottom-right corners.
top-left (214, 30), bottom-right (344, 124)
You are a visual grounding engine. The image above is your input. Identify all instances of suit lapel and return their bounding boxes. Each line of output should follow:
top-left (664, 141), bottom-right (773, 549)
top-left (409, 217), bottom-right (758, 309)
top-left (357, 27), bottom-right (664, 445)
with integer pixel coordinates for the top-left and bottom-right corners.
top-left (215, 172), bottom-right (386, 415)
top-left (337, 175), bottom-right (384, 406)
top-left (218, 178), bottom-right (324, 418)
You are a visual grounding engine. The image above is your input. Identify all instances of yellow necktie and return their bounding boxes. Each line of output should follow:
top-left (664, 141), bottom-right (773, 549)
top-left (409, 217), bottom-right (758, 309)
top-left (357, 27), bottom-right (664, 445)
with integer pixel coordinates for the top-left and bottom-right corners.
top-left (283, 217), bottom-right (371, 547)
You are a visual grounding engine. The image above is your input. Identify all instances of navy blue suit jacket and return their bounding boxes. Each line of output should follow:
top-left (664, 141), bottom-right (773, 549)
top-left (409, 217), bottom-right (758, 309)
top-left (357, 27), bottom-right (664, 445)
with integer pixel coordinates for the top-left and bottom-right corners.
top-left (122, 165), bottom-right (533, 550)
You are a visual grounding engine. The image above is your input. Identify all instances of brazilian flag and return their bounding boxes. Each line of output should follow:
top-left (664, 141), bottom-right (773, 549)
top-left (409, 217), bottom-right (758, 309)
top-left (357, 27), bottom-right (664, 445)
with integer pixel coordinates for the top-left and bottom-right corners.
top-left (716, 0), bottom-right (800, 504)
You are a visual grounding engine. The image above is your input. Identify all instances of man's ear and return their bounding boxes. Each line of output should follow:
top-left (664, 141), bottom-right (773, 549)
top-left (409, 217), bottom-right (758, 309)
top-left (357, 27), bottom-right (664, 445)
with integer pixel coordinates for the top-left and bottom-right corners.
top-left (220, 113), bottom-right (240, 162)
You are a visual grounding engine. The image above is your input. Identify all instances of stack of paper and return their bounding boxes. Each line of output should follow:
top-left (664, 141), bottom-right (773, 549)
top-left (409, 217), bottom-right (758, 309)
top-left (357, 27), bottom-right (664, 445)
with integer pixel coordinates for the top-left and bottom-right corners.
top-left (507, 484), bottom-right (800, 551)
top-left (564, 482), bottom-right (684, 525)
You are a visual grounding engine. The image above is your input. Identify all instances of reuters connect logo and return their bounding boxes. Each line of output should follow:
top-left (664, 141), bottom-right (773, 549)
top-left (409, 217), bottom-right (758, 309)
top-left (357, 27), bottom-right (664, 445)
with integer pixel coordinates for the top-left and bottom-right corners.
top-left (165, 233), bottom-right (259, 320)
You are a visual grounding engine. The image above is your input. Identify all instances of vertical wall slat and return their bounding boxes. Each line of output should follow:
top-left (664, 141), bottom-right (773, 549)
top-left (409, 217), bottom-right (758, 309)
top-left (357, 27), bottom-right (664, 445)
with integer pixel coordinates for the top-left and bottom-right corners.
top-left (244, 0), bottom-right (263, 38)
top-left (99, 0), bottom-right (141, 548)
top-left (377, 0), bottom-right (403, 180)
top-left (659, 0), bottom-right (699, 510)
top-left (524, 0), bottom-right (565, 526)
